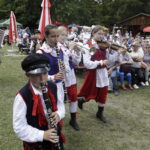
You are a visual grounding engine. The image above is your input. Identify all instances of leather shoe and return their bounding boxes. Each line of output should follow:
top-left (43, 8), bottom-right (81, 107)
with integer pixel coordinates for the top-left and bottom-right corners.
top-left (78, 98), bottom-right (84, 109)
top-left (69, 120), bottom-right (80, 131)
top-left (96, 112), bottom-right (107, 123)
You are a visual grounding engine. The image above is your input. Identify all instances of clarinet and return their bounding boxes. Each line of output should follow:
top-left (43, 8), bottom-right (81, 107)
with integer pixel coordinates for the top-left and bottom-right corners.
top-left (55, 46), bottom-right (69, 103)
top-left (40, 82), bottom-right (62, 150)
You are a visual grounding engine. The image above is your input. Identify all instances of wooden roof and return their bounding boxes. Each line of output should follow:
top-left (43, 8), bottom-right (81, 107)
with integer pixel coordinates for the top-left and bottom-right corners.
top-left (120, 13), bottom-right (150, 26)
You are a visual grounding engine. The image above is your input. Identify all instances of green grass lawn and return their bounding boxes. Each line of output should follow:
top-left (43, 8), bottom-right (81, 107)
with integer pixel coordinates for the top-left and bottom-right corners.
top-left (0, 45), bottom-right (150, 150)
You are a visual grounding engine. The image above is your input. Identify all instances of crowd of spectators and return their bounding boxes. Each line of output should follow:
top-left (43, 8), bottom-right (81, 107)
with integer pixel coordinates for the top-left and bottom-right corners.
top-left (3, 24), bottom-right (150, 94)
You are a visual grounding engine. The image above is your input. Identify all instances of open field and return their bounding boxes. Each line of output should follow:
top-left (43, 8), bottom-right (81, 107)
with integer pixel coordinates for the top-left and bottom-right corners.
top-left (0, 45), bottom-right (150, 150)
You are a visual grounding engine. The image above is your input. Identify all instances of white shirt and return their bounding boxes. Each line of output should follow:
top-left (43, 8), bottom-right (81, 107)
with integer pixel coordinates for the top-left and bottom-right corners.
top-left (67, 32), bottom-right (77, 40)
top-left (13, 83), bottom-right (65, 142)
top-left (58, 42), bottom-right (81, 87)
top-left (80, 32), bottom-right (91, 43)
top-left (37, 42), bottom-right (66, 110)
top-left (37, 42), bottom-right (69, 80)
top-left (23, 32), bottom-right (28, 39)
top-left (129, 48), bottom-right (144, 68)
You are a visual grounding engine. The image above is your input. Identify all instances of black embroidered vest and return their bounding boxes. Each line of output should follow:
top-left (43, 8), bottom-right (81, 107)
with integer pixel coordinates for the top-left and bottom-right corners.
top-left (19, 81), bottom-right (58, 150)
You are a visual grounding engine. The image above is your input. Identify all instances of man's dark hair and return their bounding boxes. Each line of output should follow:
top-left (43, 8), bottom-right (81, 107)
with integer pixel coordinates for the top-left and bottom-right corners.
top-left (44, 24), bottom-right (58, 37)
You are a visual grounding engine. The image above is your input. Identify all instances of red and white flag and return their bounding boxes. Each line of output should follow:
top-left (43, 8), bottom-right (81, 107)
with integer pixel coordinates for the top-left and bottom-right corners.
top-left (9, 11), bottom-right (18, 43)
top-left (38, 0), bottom-right (52, 40)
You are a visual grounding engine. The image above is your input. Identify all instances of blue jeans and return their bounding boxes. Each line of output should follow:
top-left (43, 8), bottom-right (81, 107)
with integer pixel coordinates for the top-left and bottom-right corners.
top-left (120, 72), bottom-right (132, 84)
top-left (110, 69), bottom-right (119, 91)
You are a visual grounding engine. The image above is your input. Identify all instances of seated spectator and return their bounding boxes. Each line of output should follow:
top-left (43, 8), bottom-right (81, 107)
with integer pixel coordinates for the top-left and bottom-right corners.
top-left (107, 47), bottom-right (121, 95)
top-left (16, 34), bottom-right (23, 52)
top-left (68, 27), bottom-right (78, 41)
top-left (112, 35), bottom-right (120, 45)
top-left (18, 27), bottom-right (23, 36)
top-left (124, 30), bottom-right (129, 38)
top-left (129, 41), bottom-right (145, 89)
top-left (25, 27), bottom-right (31, 38)
top-left (79, 26), bottom-right (91, 44)
top-left (17, 29), bottom-right (30, 53)
top-left (23, 29), bottom-right (30, 43)
top-left (119, 49), bottom-right (133, 89)
top-left (29, 30), bottom-right (42, 54)
top-left (142, 44), bottom-right (150, 86)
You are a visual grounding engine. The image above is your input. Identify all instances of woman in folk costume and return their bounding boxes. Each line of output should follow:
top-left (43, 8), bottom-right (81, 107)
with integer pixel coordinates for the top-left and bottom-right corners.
top-left (78, 25), bottom-right (109, 123)
top-left (57, 26), bottom-right (81, 131)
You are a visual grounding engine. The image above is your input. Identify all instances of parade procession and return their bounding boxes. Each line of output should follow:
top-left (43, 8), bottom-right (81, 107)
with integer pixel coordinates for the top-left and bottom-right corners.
top-left (0, 0), bottom-right (150, 150)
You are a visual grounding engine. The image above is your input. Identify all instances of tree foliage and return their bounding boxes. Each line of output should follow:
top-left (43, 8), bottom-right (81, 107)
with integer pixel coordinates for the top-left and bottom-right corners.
top-left (0, 0), bottom-right (150, 28)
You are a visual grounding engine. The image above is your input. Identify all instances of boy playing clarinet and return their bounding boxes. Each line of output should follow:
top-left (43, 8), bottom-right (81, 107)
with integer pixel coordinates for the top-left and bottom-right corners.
top-left (13, 53), bottom-right (65, 150)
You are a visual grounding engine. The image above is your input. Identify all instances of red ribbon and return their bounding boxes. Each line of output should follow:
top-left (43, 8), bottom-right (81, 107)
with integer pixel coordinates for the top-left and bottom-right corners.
top-left (30, 85), bottom-right (47, 127)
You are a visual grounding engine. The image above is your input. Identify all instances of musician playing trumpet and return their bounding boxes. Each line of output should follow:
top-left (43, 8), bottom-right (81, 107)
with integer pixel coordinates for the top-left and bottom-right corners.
top-left (57, 26), bottom-right (81, 131)
top-left (78, 25), bottom-right (109, 123)
top-left (13, 54), bottom-right (65, 150)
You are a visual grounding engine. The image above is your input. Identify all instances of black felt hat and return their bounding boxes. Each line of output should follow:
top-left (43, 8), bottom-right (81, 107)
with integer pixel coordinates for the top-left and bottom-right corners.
top-left (21, 54), bottom-right (50, 74)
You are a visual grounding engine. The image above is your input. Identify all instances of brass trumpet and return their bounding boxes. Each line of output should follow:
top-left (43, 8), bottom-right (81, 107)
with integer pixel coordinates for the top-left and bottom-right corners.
top-left (74, 42), bottom-right (97, 55)
top-left (65, 41), bottom-right (89, 54)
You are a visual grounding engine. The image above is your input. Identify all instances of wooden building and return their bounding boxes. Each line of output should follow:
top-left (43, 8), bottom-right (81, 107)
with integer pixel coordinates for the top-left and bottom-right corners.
top-left (119, 13), bottom-right (150, 36)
